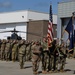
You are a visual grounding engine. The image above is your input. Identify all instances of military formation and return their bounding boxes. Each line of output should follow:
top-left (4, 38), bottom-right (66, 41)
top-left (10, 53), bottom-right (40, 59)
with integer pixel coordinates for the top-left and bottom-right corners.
top-left (0, 39), bottom-right (32, 69)
top-left (0, 37), bottom-right (74, 74)
top-left (31, 37), bottom-right (67, 74)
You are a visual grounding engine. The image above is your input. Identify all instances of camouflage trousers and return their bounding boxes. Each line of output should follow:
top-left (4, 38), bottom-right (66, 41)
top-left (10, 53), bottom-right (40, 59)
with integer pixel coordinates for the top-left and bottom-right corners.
top-left (59, 56), bottom-right (66, 71)
top-left (48, 55), bottom-right (54, 71)
top-left (12, 51), bottom-right (17, 61)
top-left (1, 51), bottom-right (5, 60)
top-left (32, 54), bottom-right (41, 72)
top-left (19, 54), bottom-right (25, 69)
top-left (48, 55), bottom-right (59, 71)
top-left (5, 51), bottom-right (10, 61)
top-left (42, 51), bottom-right (49, 71)
top-left (26, 50), bottom-right (31, 61)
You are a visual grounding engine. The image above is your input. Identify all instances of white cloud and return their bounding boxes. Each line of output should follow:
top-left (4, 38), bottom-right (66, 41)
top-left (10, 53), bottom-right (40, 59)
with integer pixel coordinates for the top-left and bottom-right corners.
top-left (0, 1), bottom-right (12, 8)
top-left (35, 2), bottom-right (49, 8)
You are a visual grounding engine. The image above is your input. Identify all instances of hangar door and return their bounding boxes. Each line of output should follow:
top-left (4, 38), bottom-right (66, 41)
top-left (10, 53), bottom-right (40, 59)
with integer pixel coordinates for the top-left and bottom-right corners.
top-left (0, 22), bottom-right (27, 40)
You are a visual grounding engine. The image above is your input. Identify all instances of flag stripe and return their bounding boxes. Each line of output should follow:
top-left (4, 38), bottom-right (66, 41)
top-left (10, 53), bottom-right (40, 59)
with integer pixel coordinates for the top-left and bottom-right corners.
top-left (47, 4), bottom-right (54, 44)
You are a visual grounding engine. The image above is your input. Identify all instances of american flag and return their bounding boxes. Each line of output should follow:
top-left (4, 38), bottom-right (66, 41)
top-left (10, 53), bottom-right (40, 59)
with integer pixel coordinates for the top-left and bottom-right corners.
top-left (47, 4), bottom-right (54, 45)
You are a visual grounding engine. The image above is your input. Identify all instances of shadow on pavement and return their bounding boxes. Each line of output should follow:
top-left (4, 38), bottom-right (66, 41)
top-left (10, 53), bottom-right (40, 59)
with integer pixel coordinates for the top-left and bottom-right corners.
top-left (65, 69), bottom-right (72, 72)
top-left (73, 70), bottom-right (75, 74)
top-left (24, 66), bottom-right (32, 69)
top-left (38, 71), bottom-right (42, 74)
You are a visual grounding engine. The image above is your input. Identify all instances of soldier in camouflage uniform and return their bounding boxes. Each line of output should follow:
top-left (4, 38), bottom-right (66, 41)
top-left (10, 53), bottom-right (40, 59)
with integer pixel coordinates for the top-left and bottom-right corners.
top-left (65, 43), bottom-right (69, 58)
top-left (58, 42), bottom-right (66, 72)
top-left (1, 39), bottom-right (6, 60)
top-left (49, 40), bottom-right (59, 72)
top-left (31, 41), bottom-right (42, 74)
top-left (26, 41), bottom-right (32, 61)
top-left (5, 40), bottom-right (11, 61)
top-left (41, 37), bottom-right (49, 74)
top-left (11, 40), bottom-right (18, 62)
top-left (54, 39), bottom-right (60, 72)
top-left (18, 40), bottom-right (26, 69)
top-left (9, 39), bottom-right (13, 61)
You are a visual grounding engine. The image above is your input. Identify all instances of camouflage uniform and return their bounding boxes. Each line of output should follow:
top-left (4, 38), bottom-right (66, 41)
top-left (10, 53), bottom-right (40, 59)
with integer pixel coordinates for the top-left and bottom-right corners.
top-left (49, 40), bottom-right (59, 72)
top-left (58, 43), bottom-right (66, 72)
top-left (65, 44), bottom-right (69, 58)
top-left (26, 41), bottom-right (32, 61)
top-left (31, 41), bottom-right (42, 74)
top-left (55, 39), bottom-right (61, 72)
top-left (53, 49), bottom-right (59, 72)
top-left (1, 39), bottom-right (6, 60)
top-left (5, 40), bottom-right (11, 61)
top-left (11, 40), bottom-right (18, 62)
top-left (41, 38), bottom-right (49, 73)
top-left (9, 40), bottom-right (13, 60)
top-left (48, 44), bottom-right (54, 72)
top-left (18, 40), bottom-right (26, 69)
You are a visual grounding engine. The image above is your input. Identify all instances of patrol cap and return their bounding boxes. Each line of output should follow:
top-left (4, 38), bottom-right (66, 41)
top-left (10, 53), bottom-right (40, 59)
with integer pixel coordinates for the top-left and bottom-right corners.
top-left (20, 39), bottom-right (25, 44)
top-left (2, 39), bottom-right (6, 43)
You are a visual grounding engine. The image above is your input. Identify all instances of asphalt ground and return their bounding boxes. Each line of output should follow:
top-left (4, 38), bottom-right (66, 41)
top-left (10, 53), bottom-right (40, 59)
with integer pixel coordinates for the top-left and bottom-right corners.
top-left (0, 58), bottom-right (75, 75)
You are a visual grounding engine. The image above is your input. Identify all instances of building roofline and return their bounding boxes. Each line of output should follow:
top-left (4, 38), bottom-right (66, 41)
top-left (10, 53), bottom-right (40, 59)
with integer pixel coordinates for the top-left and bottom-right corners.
top-left (27, 9), bottom-right (57, 15)
top-left (29, 20), bottom-right (48, 22)
top-left (0, 9), bottom-right (57, 15)
top-left (58, 0), bottom-right (75, 4)
top-left (0, 10), bottom-right (27, 14)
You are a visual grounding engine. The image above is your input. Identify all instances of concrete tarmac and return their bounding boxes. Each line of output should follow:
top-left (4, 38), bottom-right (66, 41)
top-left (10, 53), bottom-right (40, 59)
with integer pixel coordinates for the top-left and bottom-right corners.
top-left (0, 58), bottom-right (75, 75)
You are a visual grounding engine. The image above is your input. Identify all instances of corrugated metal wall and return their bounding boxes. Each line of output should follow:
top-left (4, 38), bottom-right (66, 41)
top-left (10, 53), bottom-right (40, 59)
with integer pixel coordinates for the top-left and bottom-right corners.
top-left (57, 1), bottom-right (75, 42)
top-left (58, 1), bottom-right (75, 18)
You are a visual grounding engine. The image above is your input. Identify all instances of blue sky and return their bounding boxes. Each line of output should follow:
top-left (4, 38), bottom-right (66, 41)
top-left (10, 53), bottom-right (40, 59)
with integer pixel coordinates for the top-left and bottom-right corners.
top-left (0, 0), bottom-right (62, 14)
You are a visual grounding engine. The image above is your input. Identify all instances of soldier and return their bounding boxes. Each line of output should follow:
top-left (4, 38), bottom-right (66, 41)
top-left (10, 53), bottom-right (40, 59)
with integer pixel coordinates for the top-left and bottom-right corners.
top-left (25, 41), bottom-right (32, 61)
top-left (65, 43), bottom-right (69, 58)
top-left (31, 41), bottom-right (42, 74)
top-left (1, 39), bottom-right (6, 60)
top-left (18, 40), bottom-right (26, 69)
top-left (41, 37), bottom-right (49, 74)
top-left (9, 39), bottom-right (13, 61)
top-left (58, 42), bottom-right (66, 72)
top-left (11, 40), bottom-right (18, 62)
top-left (55, 38), bottom-right (61, 72)
top-left (49, 40), bottom-right (59, 72)
top-left (5, 40), bottom-right (11, 61)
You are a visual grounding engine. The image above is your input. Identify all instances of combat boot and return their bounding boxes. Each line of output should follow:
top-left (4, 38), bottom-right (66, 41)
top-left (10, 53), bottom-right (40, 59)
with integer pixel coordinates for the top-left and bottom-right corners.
top-left (12, 59), bottom-right (15, 62)
top-left (20, 65), bottom-right (24, 69)
top-left (49, 71), bottom-right (52, 73)
top-left (33, 71), bottom-right (38, 74)
top-left (54, 70), bottom-right (58, 73)
top-left (42, 70), bottom-right (47, 74)
top-left (60, 69), bottom-right (64, 72)
top-left (20, 67), bottom-right (24, 69)
top-left (42, 70), bottom-right (45, 74)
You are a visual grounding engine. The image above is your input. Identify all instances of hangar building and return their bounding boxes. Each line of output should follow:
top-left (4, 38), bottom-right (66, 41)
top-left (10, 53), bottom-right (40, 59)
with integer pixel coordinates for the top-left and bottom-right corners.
top-left (0, 10), bottom-right (57, 40)
top-left (57, 1), bottom-right (75, 41)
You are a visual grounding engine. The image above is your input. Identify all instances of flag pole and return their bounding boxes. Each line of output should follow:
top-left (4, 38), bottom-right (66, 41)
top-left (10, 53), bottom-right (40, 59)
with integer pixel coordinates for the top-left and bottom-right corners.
top-left (72, 12), bottom-right (75, 53)
top-left (72, 12), bottom-right (75, 32)
top-left (72, 12), bottom-right (75, 33)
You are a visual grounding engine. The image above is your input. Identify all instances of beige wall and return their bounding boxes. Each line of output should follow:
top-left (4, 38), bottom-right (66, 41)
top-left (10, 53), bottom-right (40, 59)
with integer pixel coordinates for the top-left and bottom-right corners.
top-left (27, 20), bottom-right (57, 41)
